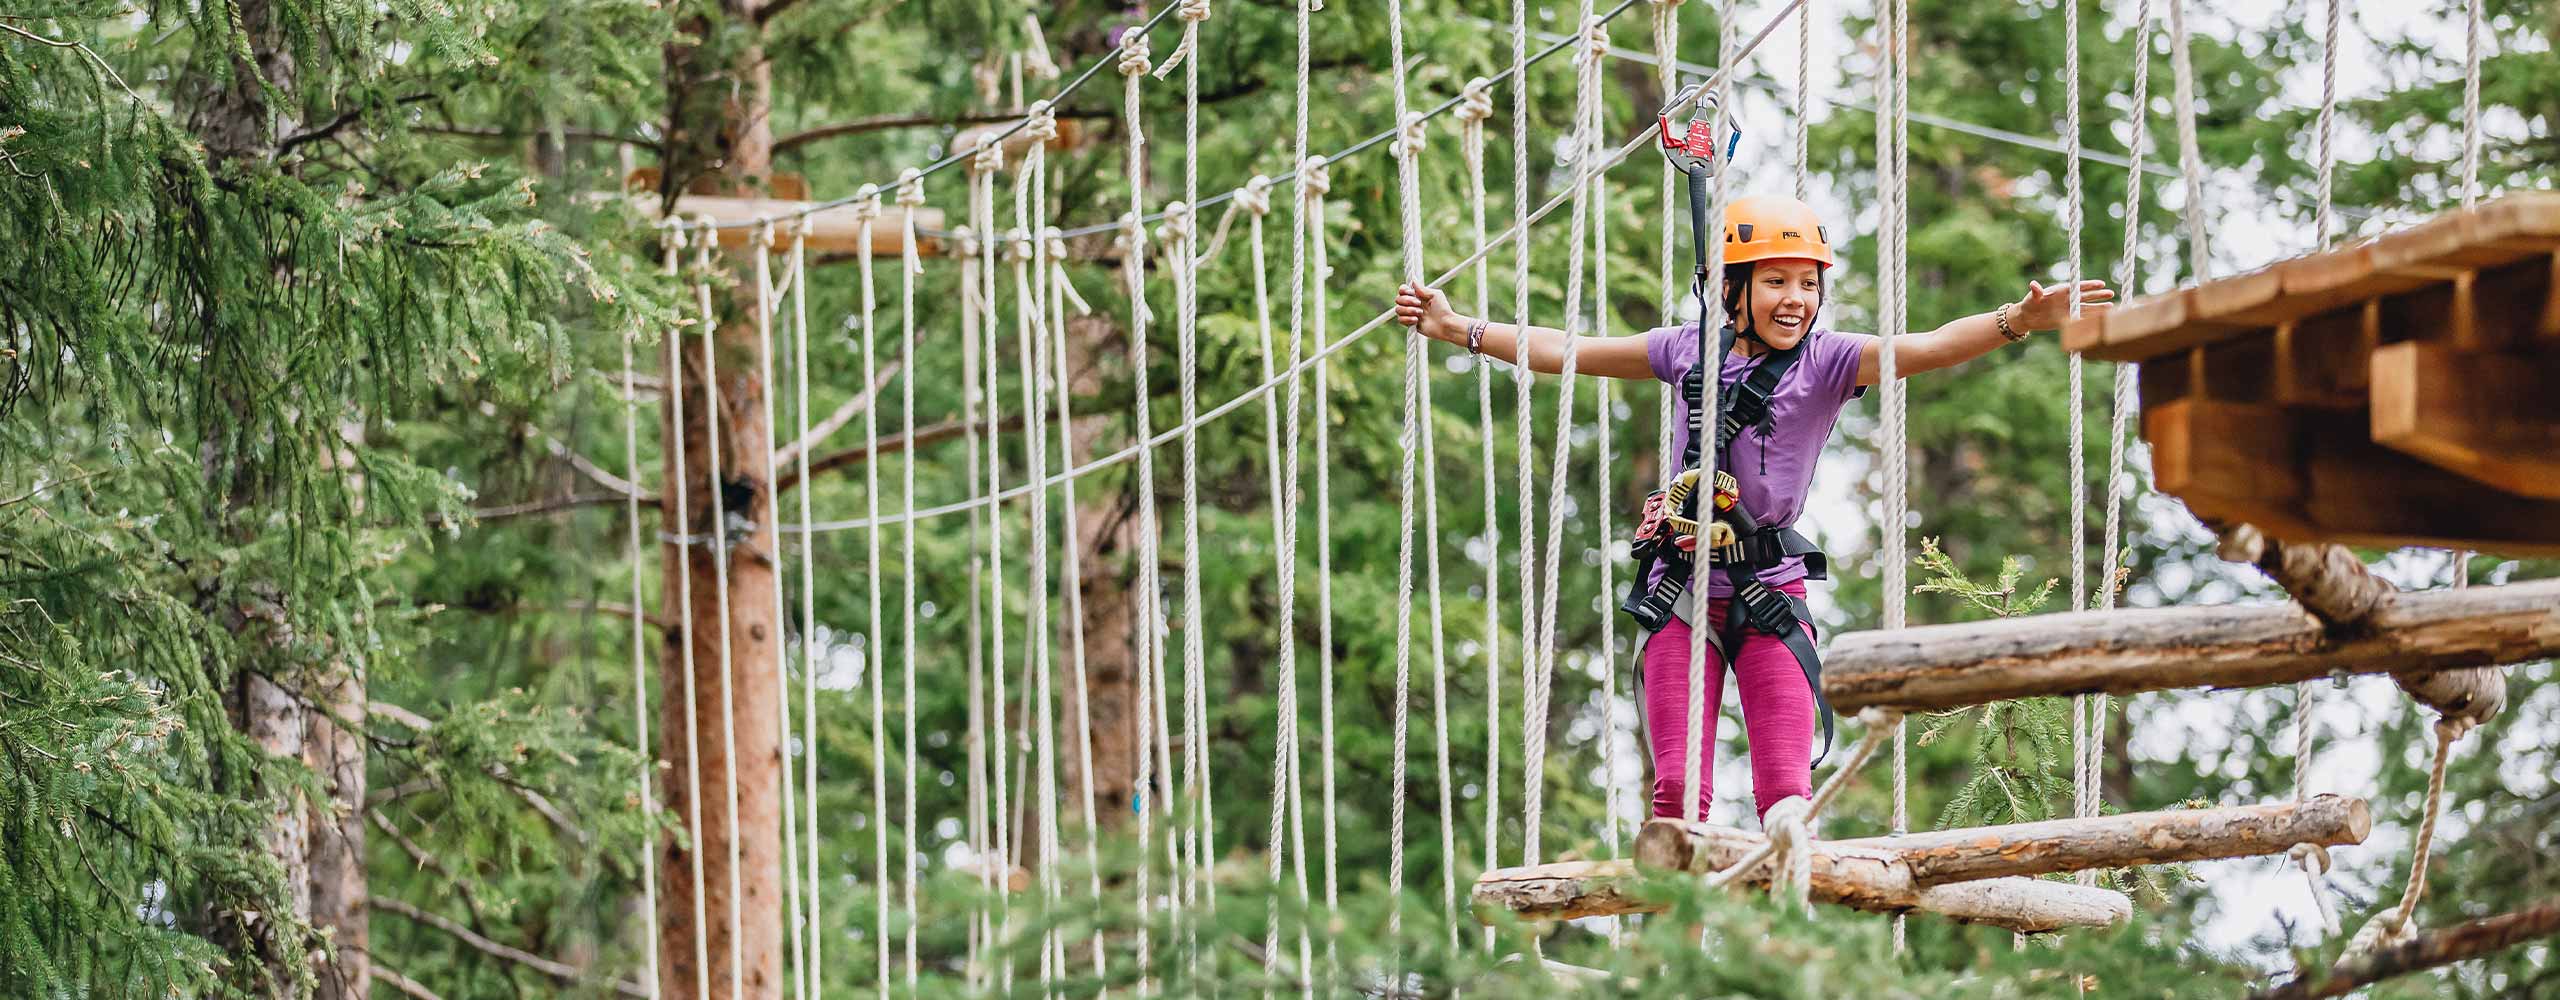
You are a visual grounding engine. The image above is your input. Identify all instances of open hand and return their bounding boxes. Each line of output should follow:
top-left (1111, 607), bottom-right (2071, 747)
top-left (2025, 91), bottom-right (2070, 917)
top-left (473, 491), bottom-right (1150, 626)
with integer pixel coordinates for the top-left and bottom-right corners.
top-left (1394, 282), bottom-right (1464, 343)
top-left (2014, 278), bottom-right (2115, 332)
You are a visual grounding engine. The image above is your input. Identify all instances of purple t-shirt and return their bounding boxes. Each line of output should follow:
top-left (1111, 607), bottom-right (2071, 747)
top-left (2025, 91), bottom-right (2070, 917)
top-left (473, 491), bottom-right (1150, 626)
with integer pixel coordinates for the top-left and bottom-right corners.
top-left (1643, 324), bottom-right (1875, 598)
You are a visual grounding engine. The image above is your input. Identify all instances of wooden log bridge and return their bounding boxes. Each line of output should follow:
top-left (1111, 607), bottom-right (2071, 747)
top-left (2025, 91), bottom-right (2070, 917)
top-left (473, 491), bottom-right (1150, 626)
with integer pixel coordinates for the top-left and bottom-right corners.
top-left (1819, 578), bottom-right (2560, 714)
top-left (1472, 796), bottom-right (2370, 933)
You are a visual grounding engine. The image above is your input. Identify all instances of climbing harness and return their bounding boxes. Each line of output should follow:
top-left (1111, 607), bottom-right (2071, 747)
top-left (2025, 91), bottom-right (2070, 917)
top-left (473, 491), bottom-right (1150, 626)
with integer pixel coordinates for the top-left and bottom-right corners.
top-left (1621, 121), bottom-right (1840, 762)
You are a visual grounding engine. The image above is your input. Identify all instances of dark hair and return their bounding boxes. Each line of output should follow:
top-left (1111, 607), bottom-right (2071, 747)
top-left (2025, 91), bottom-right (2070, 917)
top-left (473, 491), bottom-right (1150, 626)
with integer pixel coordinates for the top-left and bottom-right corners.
top-left (1722, 261), bottom-right (1826, 334)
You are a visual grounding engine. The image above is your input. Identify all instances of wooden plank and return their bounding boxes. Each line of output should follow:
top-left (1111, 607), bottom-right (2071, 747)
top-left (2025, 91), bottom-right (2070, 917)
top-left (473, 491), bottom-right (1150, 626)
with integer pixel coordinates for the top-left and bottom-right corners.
top-left (1470, 860), bottom-right (1646, 921)
top-left (2192, 262), bottom-right (2292, 326)
top-left (1819, 578), bottom-right (2560, 713)
top-left (2150, 399), bottom-right (2560, 554)
top-left (2061, 311), bottom-right (2110, 356)
top-left (2371, 193), bottom-right (2560, 277)
top-left (1626, 822), bottom-right (2132, 933)
top-left (1833, 795), bottom-right (2370, 886)
top-left (2093, 287), bottom-right (2254, 361)
top-left (2370, 341), bottom-right (2560, 499)
top-left (2200, 332), bottom-right (2279, 404)
top-left (2273, 302), bottom-right (2379, 409)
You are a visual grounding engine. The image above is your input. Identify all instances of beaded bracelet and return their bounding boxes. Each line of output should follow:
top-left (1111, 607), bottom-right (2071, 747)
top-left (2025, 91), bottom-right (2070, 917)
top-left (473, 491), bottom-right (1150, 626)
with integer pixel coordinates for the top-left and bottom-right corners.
top-left (1466, 318), bottom-right (1490, 355)
top-left (1994, 302), bottom-right (2027, 343)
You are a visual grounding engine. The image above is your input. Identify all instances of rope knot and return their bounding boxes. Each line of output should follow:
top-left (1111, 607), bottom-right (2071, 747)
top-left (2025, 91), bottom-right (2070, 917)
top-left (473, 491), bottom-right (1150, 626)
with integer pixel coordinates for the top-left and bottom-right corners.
top-left (1158, 200), bottom-right (1195, 247)
top-left (1117, 30), bottom-right (1153, 77)
top-left (1855, 707), bottom-right (1905, 732)
top-left (1298, 155), bottom-right (1332, 200)
top-left (1004, 228), bottom-right (1037, 263)
top-left (2288, 842), bottom-right (2333, 878)
top-left (968, 134), bottom-right (1007, 175)
top-left (850, 184), bottom-right (884, 223)
top-left (2347, 908), bottom-right (2417, 957)
top-left (1151, 1), bottom-right (1211, 81)
top-left (1024, 100), bottom-right (1061, 143)
top-left (1455, 77), bottom-right (1496, 125)
top-left (1761, 795), bottom-right (1817, 913)
top-left (1390, 112), bottom-right (1429, 161)
top-left (1238, 175), bottom-right (1274, 217)
top-left (895, 168), bottom-right (926, 207)
top-left (949, 225), bottom-right (980, 259)
top-left (1577, 17), bottom-right (1612, 66)
top-left (1648, 0), bottom-right (1686, 6)
top-left (2433, 715), bottom-right (2476, 744)
top-left (1019, 12), bottom-right (1061, 81)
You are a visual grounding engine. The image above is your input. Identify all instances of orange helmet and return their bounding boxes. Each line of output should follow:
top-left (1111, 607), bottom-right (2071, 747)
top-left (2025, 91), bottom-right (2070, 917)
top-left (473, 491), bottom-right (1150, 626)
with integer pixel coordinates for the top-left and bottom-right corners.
top-left (1721, 195), bottom-right (1835, 268)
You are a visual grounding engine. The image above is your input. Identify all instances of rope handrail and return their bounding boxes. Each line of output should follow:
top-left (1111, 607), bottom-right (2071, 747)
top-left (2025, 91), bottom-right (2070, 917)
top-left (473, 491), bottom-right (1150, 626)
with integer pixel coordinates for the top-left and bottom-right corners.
top-left (768, 0), bottom-right (1814, 536)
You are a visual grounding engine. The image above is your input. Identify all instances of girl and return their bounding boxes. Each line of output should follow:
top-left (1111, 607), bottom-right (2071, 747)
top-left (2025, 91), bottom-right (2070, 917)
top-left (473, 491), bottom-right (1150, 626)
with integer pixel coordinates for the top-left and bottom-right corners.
top-left (1392, 194), bottom-right (2111, 823)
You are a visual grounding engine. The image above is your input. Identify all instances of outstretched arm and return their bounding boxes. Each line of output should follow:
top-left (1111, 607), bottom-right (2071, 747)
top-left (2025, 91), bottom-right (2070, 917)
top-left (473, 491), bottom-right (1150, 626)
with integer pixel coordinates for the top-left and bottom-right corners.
top-left (1856, 279), bottom-right (2114, 386)
top-left (1394, 283), bottom-right (1655, 381)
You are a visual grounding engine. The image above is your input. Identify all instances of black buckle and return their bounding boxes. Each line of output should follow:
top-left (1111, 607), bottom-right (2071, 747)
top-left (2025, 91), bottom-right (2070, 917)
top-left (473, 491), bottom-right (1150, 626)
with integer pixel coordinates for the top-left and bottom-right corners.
top-left (1736, 580), bottom-right (1798, 636)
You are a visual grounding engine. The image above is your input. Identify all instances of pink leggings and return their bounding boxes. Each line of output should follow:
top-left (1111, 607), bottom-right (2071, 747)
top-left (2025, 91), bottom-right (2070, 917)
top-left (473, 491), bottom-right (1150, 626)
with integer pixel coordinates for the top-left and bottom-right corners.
top-left (1640, 582), bottom-right (1817, 821)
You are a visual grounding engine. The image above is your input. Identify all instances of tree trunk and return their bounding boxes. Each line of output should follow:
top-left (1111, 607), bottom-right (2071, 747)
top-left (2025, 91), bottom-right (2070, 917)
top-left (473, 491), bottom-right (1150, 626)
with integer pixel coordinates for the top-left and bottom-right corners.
top-left (1821, 579), bottom-right (2560, 712)
top-left (2246, 896), bottom-right (2560, 1000)
top-left (1060, 314), bottom-right (1141, 830)
top-left (655, 4), bottom-right (786, 997)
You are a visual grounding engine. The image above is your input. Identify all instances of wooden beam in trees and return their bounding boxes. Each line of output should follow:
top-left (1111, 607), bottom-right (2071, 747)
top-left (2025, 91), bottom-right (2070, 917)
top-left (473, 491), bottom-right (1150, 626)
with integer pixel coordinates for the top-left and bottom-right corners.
top-left (1831, 795), bottom-right (2370, 886)
top-left (1820, 577), bottom-right (2560, 713)
top-left (2145, 399), bottom-right (2560, 555)
top-left (2370, 341), bottom-right (2560, 499)
top-left (2247, 896), bottom-right (2560, 1000)
top-left (1628, 821), bottom-right (2133, 933)
top-left (628, 194), bottom-right (946, 256)
top-left (1471, 860), bottom-right (1648, 922)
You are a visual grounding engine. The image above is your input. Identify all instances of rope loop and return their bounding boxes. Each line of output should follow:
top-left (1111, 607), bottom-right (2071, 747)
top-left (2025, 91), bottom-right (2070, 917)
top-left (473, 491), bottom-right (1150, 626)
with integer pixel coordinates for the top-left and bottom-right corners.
top-left (1152, 0), bottom-right (1211, 81)
top-left (1025, 100), bottom-right (1061, 143)
top-left (851, 184), bottom-right (884, 224)
top-left (1455, 77), bottom-right (1496, 125)
top-left (1761, 795), bottom-right (1816, 913)
top-left (1117, 30), bottom-right (1154, 77)
top-left (2288, 842), bottom-right (2333, 878)
top-left (894, 168), bottom-right (926, 207)
top-left (969, 133), bottom-right (1007, 175)
top-left (2434, 714), bottom-right (2477, 745)
top-left (1158, 200), bottom-right (1195, 248)
top-left (1576, 16), bottom-right (1612, 67)
top-left (1390, 111), bottom-right (1430, 161)
top-left (1297, 155), bottom-right (1332, 200)
top-left (1003, 228), bottom-right (1036, 264)
top-left (1237, 175), bottom-right (1275, 218)
top-left (1020, 12), bottom-right (1062, 81)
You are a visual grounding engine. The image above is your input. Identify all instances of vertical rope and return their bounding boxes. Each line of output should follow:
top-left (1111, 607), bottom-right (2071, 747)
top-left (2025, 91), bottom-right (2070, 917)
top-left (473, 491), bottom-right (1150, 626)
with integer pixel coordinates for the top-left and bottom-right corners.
top-left (1039, 223), bottom-right (1108, 976)
top-left (1167, 0), bottom-right (1219, 935)
top-left (1529, 8), bottom-right (1607, 873)
top-left (2062, 0), bottom-right (2093, 885)
top-left (1684, 0), bottom-right (1737, 834)
top-left (1244, 172), bottom-right (1308, 978)
top-left (624, 236), bottom-right (666, 999)
top-left (665, 223), bottom-right (713, 1000)
top-left (1793, 0), bottom-right (1810, 201)
top-left (751, 220), bottom-right (807, 1000)
top-left (1014, 103), bottom-right (1068, 992)
top-left (2461, 0), bottom-right (2482, 209)
top-left (1652, 0), bottom-right (1684, 467)
top-left (2168, 0), bottom-right (2207, 279)
top-left (1302, 155), bottom-right (1342, 985)
top-left (2314, 0), bottom-right (2342, 249)
top-left (969, 148), bottom-right (1017, 992)
top-left (955, 223), bottom-right (990, 989)
top-left (1879, 0), bottom-right (1911, 953)
top-left (1508, 0), bottom-right (1545, 867)
top-left (1114, 26), bottom-right (1169, 991)
top-left (1593, 153), bottom-right (1626, 877)
top-left (893, 170), bottom-right (924, 988)
top-left (688, 220), bottom-right (748, 1000)
top-left (1385, 0), bottom-right (1423, 943)
top-left (2291, 0), bottom-right (2348, 942)
top-left (1455, 77), bottom-right (1503, 951)
top-left (849, 187), bottom-right (891, 998)
top-left (1283, 4), bottom-right (1319, 983)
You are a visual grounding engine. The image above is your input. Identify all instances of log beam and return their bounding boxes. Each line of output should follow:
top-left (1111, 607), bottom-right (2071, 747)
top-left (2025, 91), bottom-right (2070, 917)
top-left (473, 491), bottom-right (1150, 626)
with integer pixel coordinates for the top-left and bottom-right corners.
top-left (1821, 578), bottom-right (2560, 713)
top-left (1628, 821), bottom-right (2131, 933)
top-left (1470, 860), bottom-right (1647, 922)
top-left (1831, 795), bottom-right (2369, 886)
top-left (2247, 896), bottom-right (2560, 1000)
top-left (2370, 340), bottom-right (2560, 499)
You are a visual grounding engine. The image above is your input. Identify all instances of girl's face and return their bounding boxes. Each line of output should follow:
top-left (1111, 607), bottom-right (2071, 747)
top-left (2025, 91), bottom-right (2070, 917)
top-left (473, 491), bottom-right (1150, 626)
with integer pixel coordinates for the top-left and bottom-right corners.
top-left (1748, 259), bottom-right (1825, 350)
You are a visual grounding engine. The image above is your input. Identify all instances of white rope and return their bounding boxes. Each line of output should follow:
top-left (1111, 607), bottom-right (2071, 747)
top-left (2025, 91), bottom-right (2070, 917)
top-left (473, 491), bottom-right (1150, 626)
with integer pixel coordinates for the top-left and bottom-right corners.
top-left (2462, 0), bottom-right (2481, 209)
top-left (1879, 0), bottom-right (1911, 952)
top-left (623, 241), bottom-right (665, 1000)
top-left (1170, 0), bottom-right (1218, 936)
top-left (665, 224), bottom-right (713, 1000)
top-left (1386, 0), bottom-right (1422, 944)
top-left (2347, 718), bottom-right (2470, 955)
top-left (685, 221), bottom-right (748, 1000)
top-left (1302, 153), bottom-right (1342, 986)
top-left (1015, 101), bottom-right (1070, 987)
top-left (1039, 223), bottom-right (1108, 977)
top-left (1454, 75), bottom-right (1504, 952)
top-left (893, 170), bottom-right (924, 987)
top-left (1412, 193), bottom-right (1462, 949)
top-left (1115, 26), bottom-right (1171, 990)
top-left (1593, 159), bottom-right (1627, 880)
top-left (2087, 2), bottom-right (2154, 886)
top-left (1508, 0), bottom-right (1546, 869)
top-left (2062, 0), bottom-right (2092, 878)
top-left (1683, 0), bottom-right (1738, 843)
top-left (953, 223), bottom-right (991, 989)
top-left (1793, 0), bottom-right (1810, 201)
top-left (969, 151), bottom-right (1017, 993)
top-left (849, 187), bottom-right (892, 998)
top-left (751, 220), bottom-right (807, 1000)
top-left (1279, 6), bottom-right (1318, 987)
top-left (2168, 0), bottom-right (2207, 279)
top-left (1652, 0), bottom-right (1684, 471)
top-left (1247, 170), bottom-right (1309, 981)
top-left (1528, 8), bottom-right (1607, 874)
top-left (2315, 0), bottom-right (2341, 249)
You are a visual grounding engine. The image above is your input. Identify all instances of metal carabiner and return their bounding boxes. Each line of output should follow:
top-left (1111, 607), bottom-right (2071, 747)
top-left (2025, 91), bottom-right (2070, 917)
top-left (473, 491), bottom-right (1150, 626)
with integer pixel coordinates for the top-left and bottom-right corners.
top-left (1657, 86), bottom-right (1743, 177)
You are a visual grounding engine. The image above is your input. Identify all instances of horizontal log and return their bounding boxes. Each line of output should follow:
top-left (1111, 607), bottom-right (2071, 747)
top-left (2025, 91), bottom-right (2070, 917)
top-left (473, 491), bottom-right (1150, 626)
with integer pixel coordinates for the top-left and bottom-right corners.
top-left (1833, 795), bottom-right (2370, 886)
top-left (1629, 821), bottom-right (2131, 933)
top-left (2248, 896), bottom-right (2560, 1000)
top-left (1821, 578), bottom-right (2560, 713)
top-left (1471, 860), bottom-right (1645, 922)
top-left (628, 194), bottom-right (948, 256)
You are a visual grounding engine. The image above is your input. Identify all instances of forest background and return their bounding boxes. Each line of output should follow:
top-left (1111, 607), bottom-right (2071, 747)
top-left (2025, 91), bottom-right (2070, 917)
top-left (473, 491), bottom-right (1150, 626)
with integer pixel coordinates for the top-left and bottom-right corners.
top-left (4, 0), bottom-right (2554, 996)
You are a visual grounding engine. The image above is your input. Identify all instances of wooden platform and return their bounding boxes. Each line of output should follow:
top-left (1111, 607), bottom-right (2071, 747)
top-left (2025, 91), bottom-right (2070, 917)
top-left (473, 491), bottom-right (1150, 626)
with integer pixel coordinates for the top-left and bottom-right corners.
top-left (2063, 193), bottom-right (2560, 555)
